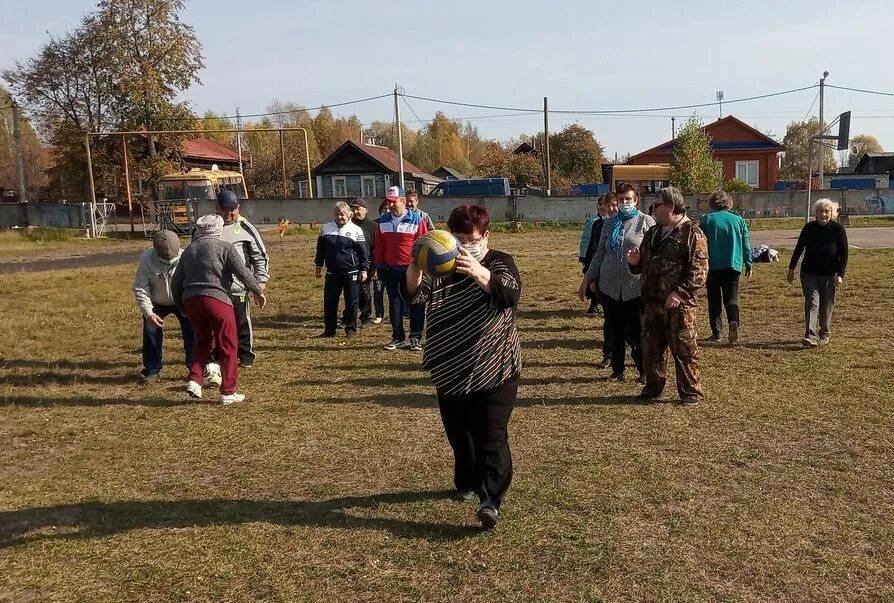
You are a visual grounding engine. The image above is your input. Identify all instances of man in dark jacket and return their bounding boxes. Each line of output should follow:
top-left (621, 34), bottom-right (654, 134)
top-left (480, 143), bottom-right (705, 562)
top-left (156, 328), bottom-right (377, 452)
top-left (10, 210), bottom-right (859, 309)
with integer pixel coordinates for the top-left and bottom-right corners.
top-left (350, 197), bottom-right (377, 326)
top-left (314, 201), bottom-right (369, 338)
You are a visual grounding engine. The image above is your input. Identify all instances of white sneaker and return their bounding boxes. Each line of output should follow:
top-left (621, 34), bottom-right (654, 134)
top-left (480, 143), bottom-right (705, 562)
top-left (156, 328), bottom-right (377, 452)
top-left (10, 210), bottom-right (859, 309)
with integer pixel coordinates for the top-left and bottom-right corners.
top-left (372, 317), bottom-right (383, 324)
top-left (186, 380), bottom-right (203, 399)
top-left (203, 362), bottom-right (222, 387)
top-left (220, 392), bottom-right (245, 405)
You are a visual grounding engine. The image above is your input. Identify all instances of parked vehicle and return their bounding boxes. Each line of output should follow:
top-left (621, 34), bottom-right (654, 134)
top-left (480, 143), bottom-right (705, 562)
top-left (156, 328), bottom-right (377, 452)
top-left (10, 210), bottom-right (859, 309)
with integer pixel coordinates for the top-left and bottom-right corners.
top-left (427, 178), bottom-right (511, 197)
top-left (146, 166), bottom-right (246, 234)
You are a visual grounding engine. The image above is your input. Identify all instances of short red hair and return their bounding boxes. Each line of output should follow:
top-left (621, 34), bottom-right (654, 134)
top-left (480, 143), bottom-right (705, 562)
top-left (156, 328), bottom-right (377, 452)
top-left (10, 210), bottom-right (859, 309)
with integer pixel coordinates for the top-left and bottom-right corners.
top-left (447, 204), bottom-right (490, 235)
top-left (615, 181), bottom-right (641, 200)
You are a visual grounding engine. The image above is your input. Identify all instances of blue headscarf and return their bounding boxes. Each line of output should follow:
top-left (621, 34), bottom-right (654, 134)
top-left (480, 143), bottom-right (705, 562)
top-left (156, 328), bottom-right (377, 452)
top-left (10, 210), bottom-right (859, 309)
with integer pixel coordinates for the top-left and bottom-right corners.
top-left (609, 206), bottom-right (640, 250)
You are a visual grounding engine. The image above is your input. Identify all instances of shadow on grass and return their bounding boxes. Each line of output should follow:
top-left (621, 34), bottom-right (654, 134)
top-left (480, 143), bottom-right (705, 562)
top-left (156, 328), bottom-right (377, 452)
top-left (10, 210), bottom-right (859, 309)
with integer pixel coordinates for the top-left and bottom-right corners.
top-left (0, 394), bottom-right (195, 408)
top-left (319, 392), bottom-right (648, 408)
top-left (521, 338), bottom-right (593, 350)
top-left (0, 372), bottom-right (136, 387)
top-left (735, 340), bottom-right (806, 351)
top-left (0, 358), bottom-right (131, 370)
top-left (0, 489), bottom-right (480, 548)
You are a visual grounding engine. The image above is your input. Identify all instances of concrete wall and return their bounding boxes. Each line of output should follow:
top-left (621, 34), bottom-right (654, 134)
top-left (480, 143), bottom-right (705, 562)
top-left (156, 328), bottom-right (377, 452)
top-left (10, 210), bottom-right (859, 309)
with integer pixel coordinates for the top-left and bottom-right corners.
top-left (6, 190), bottom-right (893, 231)
top-left (0, 203), bottom-right (90, 229)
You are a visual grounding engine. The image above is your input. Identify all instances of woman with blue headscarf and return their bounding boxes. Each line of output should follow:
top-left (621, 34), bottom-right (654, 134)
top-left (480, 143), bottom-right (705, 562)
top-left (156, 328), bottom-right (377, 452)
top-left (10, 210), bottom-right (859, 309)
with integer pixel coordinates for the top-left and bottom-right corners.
top-left (579, 182), bottom-right (655, 383)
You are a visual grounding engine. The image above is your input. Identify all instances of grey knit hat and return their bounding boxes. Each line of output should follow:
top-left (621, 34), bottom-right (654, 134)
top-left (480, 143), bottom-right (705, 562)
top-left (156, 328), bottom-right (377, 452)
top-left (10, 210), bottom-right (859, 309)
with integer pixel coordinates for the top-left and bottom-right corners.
top-left (152, 230), bottom-right (180, 260)
top-left (193, 214), bottom-right (224, 239)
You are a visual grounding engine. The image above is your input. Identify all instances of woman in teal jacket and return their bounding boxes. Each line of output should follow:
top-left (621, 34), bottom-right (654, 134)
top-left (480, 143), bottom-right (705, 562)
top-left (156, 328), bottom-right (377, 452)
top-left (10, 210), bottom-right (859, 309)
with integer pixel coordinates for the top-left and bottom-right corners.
top-left (699, 191), bottom-right (752, 344)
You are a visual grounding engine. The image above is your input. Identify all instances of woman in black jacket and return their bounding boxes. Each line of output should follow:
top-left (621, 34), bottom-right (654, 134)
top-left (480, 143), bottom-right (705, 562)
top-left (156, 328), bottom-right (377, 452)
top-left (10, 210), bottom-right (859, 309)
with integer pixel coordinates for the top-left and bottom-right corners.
top-left (583, 193), bottom-right (617, 367)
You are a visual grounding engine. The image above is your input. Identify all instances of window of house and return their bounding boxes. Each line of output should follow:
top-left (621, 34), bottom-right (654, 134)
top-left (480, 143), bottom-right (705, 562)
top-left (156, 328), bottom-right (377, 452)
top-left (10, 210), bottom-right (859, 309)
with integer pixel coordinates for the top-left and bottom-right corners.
top-left (404, 181), bottom-right (416, 193)
top-left (735, 160), bottom-right (760, 188)
top-left (297, 181), bottom-right (310, 198)
top-left (361, 176), bottom-right (376, 197)
top-left (333, 176), bottom-right (347, 197)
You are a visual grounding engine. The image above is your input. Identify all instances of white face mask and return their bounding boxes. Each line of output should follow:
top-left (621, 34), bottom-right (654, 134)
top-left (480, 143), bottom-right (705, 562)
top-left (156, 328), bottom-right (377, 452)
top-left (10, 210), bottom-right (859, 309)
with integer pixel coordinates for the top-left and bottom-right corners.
top-left (461, 242), bottom-right (485, 260)
top-left (619, 202), bottom-right (636, 213)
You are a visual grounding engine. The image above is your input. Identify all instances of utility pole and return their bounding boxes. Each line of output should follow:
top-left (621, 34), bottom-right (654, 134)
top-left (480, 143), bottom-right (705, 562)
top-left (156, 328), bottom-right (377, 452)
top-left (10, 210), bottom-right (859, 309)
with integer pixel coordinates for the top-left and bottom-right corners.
top-left (818, 71), bottom-right (829, 189)
top-left (394, 84), bottom-right (405, 191)
top-left (122, 136), bottom-right (134, 232)
top-left (543, 97), bottom-right (551, 197)
top-left (671, 116), bottom-right (676, 139)
top-left (236, 107), bottom-right (244, 183)
top-left (716, 91), bottom-right (724, 119)
top-left (11, 102), bottom-right (27, 202)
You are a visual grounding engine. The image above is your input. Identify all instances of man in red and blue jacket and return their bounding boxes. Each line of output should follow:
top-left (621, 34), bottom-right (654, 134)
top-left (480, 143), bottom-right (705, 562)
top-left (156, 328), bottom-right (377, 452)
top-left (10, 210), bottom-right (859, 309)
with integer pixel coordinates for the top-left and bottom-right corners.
top-left (373, 186), bottom-right (429, 350)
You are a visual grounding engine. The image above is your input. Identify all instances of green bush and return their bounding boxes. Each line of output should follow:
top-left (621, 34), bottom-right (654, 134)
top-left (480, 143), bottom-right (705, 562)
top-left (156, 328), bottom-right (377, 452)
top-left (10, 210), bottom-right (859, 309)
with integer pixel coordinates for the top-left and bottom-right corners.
top-left (723, 178), bottom-right (754, 193)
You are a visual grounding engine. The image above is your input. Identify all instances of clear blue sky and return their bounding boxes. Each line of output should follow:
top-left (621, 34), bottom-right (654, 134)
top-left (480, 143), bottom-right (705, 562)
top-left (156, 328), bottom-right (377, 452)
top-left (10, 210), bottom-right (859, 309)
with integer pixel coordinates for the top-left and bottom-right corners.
top-left (3, 0), bottom-right (891, 159)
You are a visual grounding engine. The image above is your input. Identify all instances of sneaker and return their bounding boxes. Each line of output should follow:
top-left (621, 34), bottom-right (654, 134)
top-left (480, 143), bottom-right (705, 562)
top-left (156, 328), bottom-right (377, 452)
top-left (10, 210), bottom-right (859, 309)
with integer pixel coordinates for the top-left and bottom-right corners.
top-left (636, 391), bottom-right (659, 402)
top-left (140, 372), bottom-right (159, 385)
top-left (409, 338), bottom-right (423, 351)
top-left (477, 502), bottom-right (500, 530)
top-left (801, 337), bottom-right (818, 348)
top-left (680, 397), bottom-right (701, 406)
top-left (728, 321), bottom-right (739, 344)
top-left (455, 490), bottom-right (479, 503)
top-left (238, 358), bottom-right (254, 368)
top-left (220, 392), bottom-right (245, 405)
top-left (203, 362), bottom-right (222, 387)
top-left (383, 339), bottom-right (407, 351)
top-left (345, 330), bottom-right (357, 339)
top-left (818, 335), bottom-right (831, 345)
top-left (608, 371), bottom-right (625, 382)
top-left (372, 317), bottom-right (383, 324)
top-left (186, 380), bottom-right (203, 399)
top-left (597, 358), bottom-right (612, 369)
top-left (707, 333), bottom-right (722, 343)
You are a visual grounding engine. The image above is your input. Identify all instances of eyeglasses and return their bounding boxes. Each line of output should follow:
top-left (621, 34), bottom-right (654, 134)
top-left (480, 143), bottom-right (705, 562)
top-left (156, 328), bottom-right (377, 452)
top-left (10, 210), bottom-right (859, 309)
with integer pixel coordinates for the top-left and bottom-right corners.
top-left (455, 234), bottom-right (484, 245)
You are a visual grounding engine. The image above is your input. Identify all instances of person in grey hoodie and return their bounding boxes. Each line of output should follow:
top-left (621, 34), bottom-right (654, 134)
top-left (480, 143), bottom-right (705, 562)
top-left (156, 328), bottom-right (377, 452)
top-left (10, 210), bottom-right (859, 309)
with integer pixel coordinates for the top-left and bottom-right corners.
top-left (217, 190), bottom-right (270, 367)
top-left (172, 215), bottom-right (267, 405)
top-left (133, 230), bottom-right (194, 384)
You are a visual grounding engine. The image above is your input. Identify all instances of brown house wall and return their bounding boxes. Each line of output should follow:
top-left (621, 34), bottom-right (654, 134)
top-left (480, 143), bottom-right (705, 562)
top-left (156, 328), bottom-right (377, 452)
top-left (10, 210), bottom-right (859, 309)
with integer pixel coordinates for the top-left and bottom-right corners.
top-left (627, 151), bottom-right (779, 190)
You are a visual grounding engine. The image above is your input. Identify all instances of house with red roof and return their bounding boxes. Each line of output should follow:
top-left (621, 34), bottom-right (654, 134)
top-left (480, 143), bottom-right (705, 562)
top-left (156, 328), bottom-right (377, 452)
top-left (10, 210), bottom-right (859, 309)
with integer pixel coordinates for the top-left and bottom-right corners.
top-left (180, 137), bottom-right (247, 172)
top-left (627, 116), bottom-right (785, 190)
top-left (301, 140), bottom-right (441, 199)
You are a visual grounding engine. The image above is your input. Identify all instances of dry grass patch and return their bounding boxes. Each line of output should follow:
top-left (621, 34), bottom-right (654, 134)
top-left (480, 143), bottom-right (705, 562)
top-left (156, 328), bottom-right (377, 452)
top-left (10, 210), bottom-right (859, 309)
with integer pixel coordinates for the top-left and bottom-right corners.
top-left (1, 231), bottom-right (893, 602)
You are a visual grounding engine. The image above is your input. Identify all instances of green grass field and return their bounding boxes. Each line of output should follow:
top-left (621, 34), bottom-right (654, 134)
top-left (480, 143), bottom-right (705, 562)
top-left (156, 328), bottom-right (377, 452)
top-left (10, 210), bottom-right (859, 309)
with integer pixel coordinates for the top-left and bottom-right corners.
top-left (1, 231), bottom-right (893, 602)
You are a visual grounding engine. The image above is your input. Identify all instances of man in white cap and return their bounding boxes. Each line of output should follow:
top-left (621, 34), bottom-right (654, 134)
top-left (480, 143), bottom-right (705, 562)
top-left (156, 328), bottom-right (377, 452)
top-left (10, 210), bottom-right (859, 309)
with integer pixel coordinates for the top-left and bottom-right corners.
top-left (133, 230), bottom-right (194, 384)
top-left (372, 186), bottom-right (429, 350)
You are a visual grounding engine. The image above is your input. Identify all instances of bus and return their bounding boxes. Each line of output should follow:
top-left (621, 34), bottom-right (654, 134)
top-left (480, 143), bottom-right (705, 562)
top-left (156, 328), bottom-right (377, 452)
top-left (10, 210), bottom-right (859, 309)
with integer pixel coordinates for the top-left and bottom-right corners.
top-left (147, 167), bottom-right (246, 233)
top-left (604, 164), bottom-right (671, 194)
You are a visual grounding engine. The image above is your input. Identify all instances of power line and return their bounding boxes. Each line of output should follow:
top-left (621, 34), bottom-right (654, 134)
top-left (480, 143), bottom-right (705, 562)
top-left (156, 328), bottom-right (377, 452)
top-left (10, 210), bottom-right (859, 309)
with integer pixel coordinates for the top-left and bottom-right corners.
top-left (826, 84), bottom-right (894, 98)
top-left (803, 90), bottom-right (820, 120)
top-left (401, 84), bottom-right (818, 115)
top-left (156, 93), bottom-right (394, 123)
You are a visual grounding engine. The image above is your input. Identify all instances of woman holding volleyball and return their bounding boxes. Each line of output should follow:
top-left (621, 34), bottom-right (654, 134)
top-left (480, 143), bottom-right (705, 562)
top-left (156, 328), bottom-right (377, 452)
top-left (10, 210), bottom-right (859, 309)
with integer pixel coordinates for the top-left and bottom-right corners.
top-left (403, 204), bottom-right (521, 530)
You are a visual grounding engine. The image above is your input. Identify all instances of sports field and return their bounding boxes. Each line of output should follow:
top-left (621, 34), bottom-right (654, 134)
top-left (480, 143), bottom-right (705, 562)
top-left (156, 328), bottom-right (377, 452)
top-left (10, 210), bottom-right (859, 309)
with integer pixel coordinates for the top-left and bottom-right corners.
top-left (1, 230), bottom-right (892, 602)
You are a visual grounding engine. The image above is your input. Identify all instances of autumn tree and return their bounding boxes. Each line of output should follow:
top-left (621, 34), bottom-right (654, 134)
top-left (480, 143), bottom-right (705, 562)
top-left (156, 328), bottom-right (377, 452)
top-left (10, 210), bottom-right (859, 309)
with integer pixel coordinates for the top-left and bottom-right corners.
top-left (847, 134), bottom-right (883, 168)
top-left (0, 87), bottom-right (49, 198)
top-left (408, 112), bottom-right (473, 175)
top-left (3, 0), bottom-right (203, 199)
top-left (199, 111), bottom-right (234, 147)
top-left (779, 117), bottom-right (837, 180)
top-left (669, 116), bottom-right (722, 193)
top-left (363, 121), bottom-right (417, 151)
top-left (549, 124), bottom-right (605, 184)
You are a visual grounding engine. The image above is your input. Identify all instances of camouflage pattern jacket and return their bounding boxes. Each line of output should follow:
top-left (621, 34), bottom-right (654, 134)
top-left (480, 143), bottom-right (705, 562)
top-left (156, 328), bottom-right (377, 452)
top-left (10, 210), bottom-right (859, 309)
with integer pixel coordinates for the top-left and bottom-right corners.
top-left (630, 218), bottom-right (709, 308)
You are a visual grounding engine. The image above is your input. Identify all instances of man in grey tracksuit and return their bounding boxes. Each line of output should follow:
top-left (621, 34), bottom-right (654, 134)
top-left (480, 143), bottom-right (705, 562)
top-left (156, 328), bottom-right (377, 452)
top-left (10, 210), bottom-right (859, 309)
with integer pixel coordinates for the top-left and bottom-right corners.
top-left (216, 191), bottom-right (270, 367)
top-left (133, 230), bottom-right (194, 383)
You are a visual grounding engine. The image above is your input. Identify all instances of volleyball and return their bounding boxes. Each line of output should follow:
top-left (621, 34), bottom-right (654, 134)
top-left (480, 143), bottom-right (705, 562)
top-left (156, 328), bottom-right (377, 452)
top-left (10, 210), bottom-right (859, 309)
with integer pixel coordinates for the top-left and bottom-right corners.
top-left (413, 230), bottom-right (460, 277)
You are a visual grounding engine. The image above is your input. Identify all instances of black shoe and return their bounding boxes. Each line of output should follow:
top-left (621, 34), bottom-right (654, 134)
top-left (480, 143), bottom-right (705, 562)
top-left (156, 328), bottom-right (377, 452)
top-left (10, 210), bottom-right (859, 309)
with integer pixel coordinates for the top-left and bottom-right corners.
top-left (608, 371), bottom-right (625, 382)
top-left (597, 358), bottom-right (612, 369)
top-left (708, 334), bottom-right (722, 343)
top-left (636, 391), bottom-right (658, 402)
top-left (238, 359), bottom-right (254, 368)
top-left (680, 397), bottom-right (701, 406)
top-left (317, 331), bottom-right (336, 338)
top-left (140, 372), bottom-right (160, 385)
top-left (476, 502), bottom-right (499, 530)
top-left (728, 321), bottom-right (739, 344)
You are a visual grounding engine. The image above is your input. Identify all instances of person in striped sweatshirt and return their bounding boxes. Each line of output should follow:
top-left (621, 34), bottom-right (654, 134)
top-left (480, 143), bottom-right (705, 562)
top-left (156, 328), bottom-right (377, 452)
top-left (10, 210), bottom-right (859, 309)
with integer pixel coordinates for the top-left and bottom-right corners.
top-left (402, 204), bottom-right (521, 530)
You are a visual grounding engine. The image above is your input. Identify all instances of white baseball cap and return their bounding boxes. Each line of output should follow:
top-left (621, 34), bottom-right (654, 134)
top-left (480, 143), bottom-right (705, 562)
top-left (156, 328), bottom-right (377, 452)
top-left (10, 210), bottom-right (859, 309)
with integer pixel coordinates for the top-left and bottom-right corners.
top-left (384, 186), bottom-right (403, 201)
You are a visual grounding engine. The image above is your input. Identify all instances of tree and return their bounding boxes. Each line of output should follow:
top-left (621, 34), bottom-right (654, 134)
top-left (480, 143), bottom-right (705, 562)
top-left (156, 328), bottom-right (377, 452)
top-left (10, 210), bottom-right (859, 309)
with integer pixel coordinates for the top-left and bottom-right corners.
top-left (549, 124), bottom-right (604, 184)
top-left (408, 112), bottom-right (472, 174)
top-left (363, 120), bottom-right (417, 151)
top-left (722, 178), bottom-right (753, 193)
top-left (779, 117), bottom-right (837, 180)
top-left (200, 111), bottom-right (234, 147)
top-left (3, 0), bottom-right (204, 199)
top-left (0, 87), bottom-right (50, 199)
top-left (847, 134), bottom-right (883, 168)
top-left (670, 116), bottom-right (722, 194)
